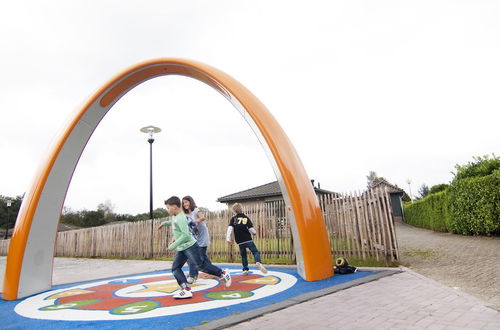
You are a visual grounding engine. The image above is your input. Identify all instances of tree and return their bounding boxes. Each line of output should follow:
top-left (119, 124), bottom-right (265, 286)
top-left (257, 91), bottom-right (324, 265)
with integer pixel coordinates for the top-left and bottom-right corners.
top-left (453, 154), bottom-right (500, 182)
top-left (429, 184), bottom-right (448, 195)
top-left (134, 208), bottom-right (168, 221)
top-left (366, 171), bottom-right (387, 189)
top-left (153, 208), bottom-right (168, 219)
top-left (61, 209), bottom-right (106, 227)
top-left (0, 195), bottom-right (23, 238)
top-left (417, 184), bottom-right (430, 200)
top-left (97, 199), bottom-right (115, 223)
top-left (79, 210), bottom-right (107, 227)
top-left (97, 199), bottom-right (115, 216)
top-left (60, 203), bottom-right (170, 228)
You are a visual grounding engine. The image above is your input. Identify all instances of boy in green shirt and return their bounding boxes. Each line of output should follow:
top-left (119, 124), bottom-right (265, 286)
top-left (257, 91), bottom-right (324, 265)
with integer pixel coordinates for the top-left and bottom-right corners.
top-left (158, 196), bottom-right (231, 299)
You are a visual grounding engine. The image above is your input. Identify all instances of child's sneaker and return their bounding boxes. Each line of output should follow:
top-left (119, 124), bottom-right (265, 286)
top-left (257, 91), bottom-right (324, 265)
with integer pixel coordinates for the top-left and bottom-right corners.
top-left (242, 270), bottom-right (249, 275)
top-left (220, 269), bottom-right (232, 287)
top-left (173, 288), bottom-right (192, 299)
top-left (187, 276), bottom-right (197, 284)
top-left (256, 262), bottom-right (268, 274)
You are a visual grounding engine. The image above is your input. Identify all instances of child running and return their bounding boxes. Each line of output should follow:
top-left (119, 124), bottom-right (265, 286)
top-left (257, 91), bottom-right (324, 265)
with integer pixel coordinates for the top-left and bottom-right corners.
top-left (158, 196), bottom-right (231, 299)
top-left (182, 195), bottom-right (211, 284)
top-left (226, 203), bottom-right (267, 275)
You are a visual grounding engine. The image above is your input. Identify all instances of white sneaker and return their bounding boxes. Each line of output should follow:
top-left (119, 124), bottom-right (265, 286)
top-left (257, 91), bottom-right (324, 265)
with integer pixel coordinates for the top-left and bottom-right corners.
top-left (242, 270), bottom-right (249, 275)
top-left (187, 276), bottom-right (197, 284)
top-left (256, 262), bottom-right (268, 274)
top-left (220, 269), bottom-right (232, 287)
top-left (173, 288), bottom-right (193, 299)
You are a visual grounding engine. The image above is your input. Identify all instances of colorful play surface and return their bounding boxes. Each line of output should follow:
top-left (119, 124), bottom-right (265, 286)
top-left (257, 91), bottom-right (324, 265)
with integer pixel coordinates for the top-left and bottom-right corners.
top-left (1, 267), bottom-right (377, 329)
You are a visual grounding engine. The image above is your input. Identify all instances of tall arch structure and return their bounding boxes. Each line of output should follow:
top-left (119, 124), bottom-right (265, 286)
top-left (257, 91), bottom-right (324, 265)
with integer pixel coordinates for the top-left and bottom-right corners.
top-left (3, 58), bottom-right (333, 300)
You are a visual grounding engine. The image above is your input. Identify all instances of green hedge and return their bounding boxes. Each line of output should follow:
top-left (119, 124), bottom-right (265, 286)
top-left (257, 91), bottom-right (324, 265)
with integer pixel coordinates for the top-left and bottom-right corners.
top-left (447, 170), bottom-right (500, 235)
top-left (404, 170), bottom-right (500, 235)
top-left (404, 191), bottom-right (450, 232)
top-left (454, 155), bottom-right (500, 181)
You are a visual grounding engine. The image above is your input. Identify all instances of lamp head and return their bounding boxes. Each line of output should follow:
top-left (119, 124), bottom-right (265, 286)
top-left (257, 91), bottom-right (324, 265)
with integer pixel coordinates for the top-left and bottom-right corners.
top-left (140, 125), bottom-right (162, 139)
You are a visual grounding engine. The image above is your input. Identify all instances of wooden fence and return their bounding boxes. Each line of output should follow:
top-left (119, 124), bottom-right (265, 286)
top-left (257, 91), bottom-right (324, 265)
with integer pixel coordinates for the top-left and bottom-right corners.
top-left (0, 187), bottom-right (399, 264)
top-left (0, 239), bottom-right (8, 256)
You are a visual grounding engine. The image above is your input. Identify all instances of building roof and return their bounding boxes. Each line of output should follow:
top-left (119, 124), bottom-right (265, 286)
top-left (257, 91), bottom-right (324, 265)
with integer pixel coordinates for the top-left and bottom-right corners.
top-left (371, 180), bottom-right (405, 195)
top-left (217, 180), bottom-right (335, 203)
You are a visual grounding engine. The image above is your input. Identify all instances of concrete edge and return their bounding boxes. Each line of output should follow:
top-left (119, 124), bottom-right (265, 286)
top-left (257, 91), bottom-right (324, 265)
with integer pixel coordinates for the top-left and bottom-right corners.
top-left (187, 269), bottom-right (401, 330)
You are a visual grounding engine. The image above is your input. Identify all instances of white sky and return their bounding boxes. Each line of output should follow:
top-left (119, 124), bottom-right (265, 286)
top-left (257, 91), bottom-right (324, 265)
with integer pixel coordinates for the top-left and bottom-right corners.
top-left (1, 0), bottom-right (499, 214)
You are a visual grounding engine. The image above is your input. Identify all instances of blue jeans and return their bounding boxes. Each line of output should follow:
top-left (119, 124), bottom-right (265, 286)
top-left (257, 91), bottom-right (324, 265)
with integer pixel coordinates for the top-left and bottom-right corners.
top-left (239, 241), bottom-right (261, 271)
top-left (171, 243), bottom-right (222, 287)
top-left (187, 246), bottom-right (211, 278)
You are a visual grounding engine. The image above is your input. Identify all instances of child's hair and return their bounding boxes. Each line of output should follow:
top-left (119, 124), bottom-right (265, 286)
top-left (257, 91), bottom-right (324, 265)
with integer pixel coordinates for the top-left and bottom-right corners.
top-left (165, 196), bottom-right (181, 207)
top-left (231, 203), bottom-right (243, 214)
top-left (182, 195), bottom-right (197, 213)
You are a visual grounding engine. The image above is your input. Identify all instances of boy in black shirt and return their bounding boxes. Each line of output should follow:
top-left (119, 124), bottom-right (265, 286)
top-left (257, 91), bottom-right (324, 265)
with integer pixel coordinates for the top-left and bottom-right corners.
top-left (226, 203), bottom-right (267, 275)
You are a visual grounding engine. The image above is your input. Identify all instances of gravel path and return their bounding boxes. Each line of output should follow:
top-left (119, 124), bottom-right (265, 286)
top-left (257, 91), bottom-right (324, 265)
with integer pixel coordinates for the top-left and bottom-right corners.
top-left (395, 219), bottom-right (500, 310)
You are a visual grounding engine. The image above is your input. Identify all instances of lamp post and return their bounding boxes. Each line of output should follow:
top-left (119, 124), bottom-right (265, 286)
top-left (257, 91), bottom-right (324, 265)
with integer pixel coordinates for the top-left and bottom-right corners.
top-left (140, 125), bottom-right (161, 258)
top-left (406, 178), bottom-right (413, 202)
top-left (5, 199), bottom-right (12, 239)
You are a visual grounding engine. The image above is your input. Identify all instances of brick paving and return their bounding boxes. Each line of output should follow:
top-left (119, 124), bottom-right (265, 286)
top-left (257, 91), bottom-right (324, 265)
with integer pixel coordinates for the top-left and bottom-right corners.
top-left (396, 220), bottom-right (500, 310)
top-left (230, 269), bottom-right (500, 329)
top-left (228, 221), bottom-right (500, 329)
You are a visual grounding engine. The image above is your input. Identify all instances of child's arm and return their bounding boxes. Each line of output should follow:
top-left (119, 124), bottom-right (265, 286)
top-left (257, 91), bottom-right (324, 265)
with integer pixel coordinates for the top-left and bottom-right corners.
top-left (157, 220), bottom-right (172, 231)
top-left (195, 209), bottom-right (206, 224)
top-left (246, 217), bottom-right (257, 236)
top-left (168, 218), bottom-right (192, 250)
top-left (226, 226), bottom-right (234, 243)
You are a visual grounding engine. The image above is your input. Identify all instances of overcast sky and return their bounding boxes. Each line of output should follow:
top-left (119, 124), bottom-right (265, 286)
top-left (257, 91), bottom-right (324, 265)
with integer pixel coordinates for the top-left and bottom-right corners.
top-left (1, 1), bottom-right (499, 215)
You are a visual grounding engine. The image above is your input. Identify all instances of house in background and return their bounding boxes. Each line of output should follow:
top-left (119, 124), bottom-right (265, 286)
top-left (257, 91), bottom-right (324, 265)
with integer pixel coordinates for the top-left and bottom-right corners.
top-left (216, 179), bottom-right (406, 224)
top-left (370, 180), bottom-right (406, 221)
top-left (217, 179), bottom-right (335, 206)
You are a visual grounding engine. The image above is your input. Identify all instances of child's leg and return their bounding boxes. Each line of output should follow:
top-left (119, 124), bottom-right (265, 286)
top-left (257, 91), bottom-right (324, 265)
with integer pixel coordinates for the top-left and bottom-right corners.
top-left (199, 246), bottom-right (211, 266)
top-left (187, 257), bottom-right (198, 279)
top-left (239, 242), bottom-right (249, 271)
top-left (171, 250), bottom-right (189, 287)
top-left (247, 241), bottom-right (261, 264)
top-left (185, 244), bottom-right (222, 277)
top-left (248, 241), bottom-right (267, 273)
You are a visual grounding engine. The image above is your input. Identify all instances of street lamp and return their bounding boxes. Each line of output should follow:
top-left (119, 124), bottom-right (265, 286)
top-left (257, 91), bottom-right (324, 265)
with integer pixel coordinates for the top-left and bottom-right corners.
top-left (406, 178), bottom-right (413, 202)
top-left (5, 199), bottom-right (12, 239)
top-left (140, 125), bottom-right (161, 258)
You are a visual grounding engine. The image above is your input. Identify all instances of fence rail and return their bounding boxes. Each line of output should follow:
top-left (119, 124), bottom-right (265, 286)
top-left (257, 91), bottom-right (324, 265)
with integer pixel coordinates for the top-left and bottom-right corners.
top-left (0, 187), bottom-right (398, 265)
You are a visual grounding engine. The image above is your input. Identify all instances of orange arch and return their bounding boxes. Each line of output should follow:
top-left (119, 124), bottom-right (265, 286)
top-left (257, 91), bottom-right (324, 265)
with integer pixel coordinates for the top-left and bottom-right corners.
top-left (3, 58), bottom-right (333, 300)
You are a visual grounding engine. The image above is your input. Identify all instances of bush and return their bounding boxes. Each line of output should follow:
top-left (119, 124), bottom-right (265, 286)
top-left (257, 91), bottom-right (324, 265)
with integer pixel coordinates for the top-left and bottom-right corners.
top-left (447, 170), bottom-right (500, 235)
top-left (429, 184), bottom-right (448, 195)
top-left (404, 155), bottom-right (499, 236)
top-left (404, 191), bottom-right (450, 232)
top-left (61, 210), bottom-right (107, 227)
top-left (453, 154), bottom-right (500, 181)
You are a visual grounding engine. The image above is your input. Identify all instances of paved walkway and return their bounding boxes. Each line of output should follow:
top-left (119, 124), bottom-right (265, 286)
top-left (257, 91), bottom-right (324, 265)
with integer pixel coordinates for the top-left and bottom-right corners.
top-left (396, 220), bottom-right (500, 310)
top-left (229, 269), bottom-right (499, 330)
top-left (226, 221), bottom-right (500, 329)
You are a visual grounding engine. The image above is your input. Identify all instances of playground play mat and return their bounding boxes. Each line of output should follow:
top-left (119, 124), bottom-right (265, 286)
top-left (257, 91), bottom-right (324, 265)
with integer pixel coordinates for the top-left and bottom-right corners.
top-left (0, 267), bottom-right (397, 329)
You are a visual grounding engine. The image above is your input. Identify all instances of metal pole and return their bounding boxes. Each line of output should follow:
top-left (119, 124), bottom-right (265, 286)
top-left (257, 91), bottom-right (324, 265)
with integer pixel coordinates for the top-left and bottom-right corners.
top-left (148, 137), bottom-right (154, 258)
top-left (140, 125), bottom-right (161, 259)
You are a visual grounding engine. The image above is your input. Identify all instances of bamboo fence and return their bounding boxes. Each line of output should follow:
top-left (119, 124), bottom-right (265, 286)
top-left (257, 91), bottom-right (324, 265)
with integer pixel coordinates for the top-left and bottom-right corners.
top-left (0, 187), bottom-right (399, 265)
top-left (0, 239), bottom-right (8, 256)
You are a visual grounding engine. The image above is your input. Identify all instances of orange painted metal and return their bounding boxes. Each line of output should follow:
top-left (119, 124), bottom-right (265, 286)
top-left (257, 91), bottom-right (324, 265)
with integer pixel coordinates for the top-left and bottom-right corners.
top-left (3, 58), bottom-right (333, 300)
